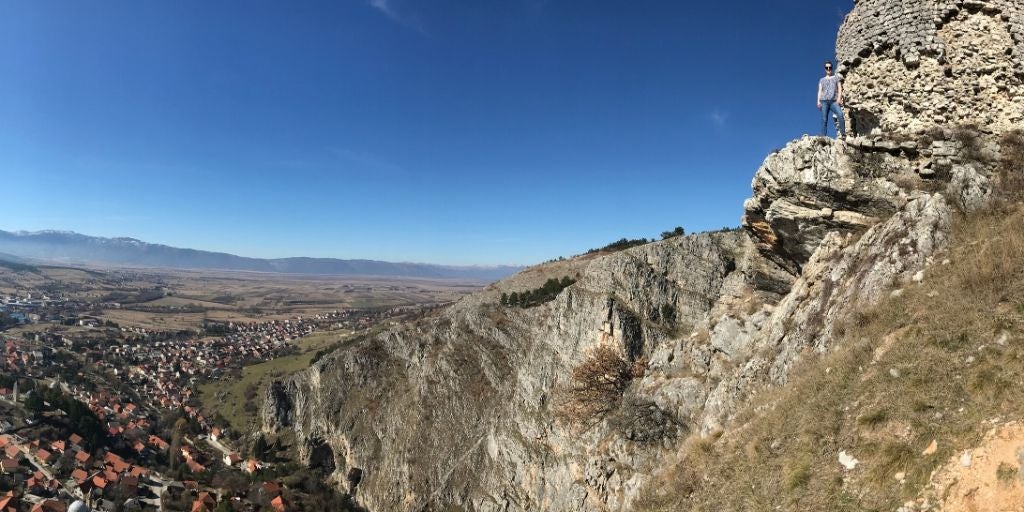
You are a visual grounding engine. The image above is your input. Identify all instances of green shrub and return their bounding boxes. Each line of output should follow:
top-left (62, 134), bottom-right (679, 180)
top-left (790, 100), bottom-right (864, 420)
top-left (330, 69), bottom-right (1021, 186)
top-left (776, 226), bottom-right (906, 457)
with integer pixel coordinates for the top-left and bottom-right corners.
top-left (501, 276), bottom-right (576, 308)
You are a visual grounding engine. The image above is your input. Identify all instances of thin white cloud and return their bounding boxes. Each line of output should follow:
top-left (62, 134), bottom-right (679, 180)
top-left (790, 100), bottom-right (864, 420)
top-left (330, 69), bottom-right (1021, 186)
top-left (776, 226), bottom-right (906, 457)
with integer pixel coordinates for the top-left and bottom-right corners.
top-left (330, 147), bottom-right (403, 174)
top-left (710, 108), bottom-right (729, 128)
top-left (369, 0), bottom-right (397, 19)
top-left (367, 0), bottom-right (428, 35)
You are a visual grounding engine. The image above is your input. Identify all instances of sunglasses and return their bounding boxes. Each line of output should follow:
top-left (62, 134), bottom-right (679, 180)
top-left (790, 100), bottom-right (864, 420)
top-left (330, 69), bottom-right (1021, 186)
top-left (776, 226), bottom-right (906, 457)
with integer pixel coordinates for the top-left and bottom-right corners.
top-left (825, 66), bottom-right (833, 70)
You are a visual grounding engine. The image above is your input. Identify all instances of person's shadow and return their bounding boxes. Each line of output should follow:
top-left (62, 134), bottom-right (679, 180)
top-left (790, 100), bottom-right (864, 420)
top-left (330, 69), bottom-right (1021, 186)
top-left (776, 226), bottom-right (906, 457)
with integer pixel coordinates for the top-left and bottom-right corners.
top-left (846, 107), bottom-right (880, 137)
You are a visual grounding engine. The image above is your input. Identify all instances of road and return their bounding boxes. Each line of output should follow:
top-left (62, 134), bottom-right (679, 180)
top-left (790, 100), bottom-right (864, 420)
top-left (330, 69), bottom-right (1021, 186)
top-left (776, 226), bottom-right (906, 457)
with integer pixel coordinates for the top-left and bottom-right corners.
top-left (17, 443), bottom-right (82, 500)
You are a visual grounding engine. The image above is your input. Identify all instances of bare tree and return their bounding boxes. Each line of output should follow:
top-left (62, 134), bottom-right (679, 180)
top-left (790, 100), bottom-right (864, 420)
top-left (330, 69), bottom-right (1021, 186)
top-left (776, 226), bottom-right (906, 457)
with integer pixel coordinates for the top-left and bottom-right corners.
top-left (557, 344), bottom-right (642, 428)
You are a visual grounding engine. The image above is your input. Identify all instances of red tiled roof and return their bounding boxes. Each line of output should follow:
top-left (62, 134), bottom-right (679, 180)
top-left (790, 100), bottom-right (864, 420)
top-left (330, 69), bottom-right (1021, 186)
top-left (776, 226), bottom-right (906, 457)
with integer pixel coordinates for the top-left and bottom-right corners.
top-left (261, 481), bottom-right (281, 496)
top-left (271, 495), bottom-right (287, 512)
top-left (148, 435), bottom-right (169, 450)
top-left (108, 458), bottom-right (130, 473)
top-left (191, 491), bottom-right (216, 512)
top-left (31, 500), bottom-right (66, 512)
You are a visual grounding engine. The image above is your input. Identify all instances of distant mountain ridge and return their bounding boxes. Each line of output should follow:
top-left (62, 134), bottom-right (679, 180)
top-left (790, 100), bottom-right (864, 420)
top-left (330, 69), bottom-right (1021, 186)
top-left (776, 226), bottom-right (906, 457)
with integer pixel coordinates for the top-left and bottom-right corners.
top-left (0, 229), bottom-right (521, 281)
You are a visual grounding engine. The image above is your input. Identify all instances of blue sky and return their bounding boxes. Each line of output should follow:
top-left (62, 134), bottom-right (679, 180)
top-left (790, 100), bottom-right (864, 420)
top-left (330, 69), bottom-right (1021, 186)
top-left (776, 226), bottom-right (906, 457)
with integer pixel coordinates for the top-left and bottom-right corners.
top-left (1, 0), bottom-right (853, 266)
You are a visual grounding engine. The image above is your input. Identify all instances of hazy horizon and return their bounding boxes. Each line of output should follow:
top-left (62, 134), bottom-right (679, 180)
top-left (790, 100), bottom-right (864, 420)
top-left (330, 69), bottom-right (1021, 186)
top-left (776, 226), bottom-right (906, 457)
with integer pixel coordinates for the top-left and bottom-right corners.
top-left (0, 226), bottom-right (526, 269)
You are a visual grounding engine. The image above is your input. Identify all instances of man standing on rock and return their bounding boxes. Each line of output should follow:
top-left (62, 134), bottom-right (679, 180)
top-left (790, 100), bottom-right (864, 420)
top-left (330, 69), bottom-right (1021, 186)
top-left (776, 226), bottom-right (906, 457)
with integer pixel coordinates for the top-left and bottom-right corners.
top-left (817, 61), bottom-right (846, 139)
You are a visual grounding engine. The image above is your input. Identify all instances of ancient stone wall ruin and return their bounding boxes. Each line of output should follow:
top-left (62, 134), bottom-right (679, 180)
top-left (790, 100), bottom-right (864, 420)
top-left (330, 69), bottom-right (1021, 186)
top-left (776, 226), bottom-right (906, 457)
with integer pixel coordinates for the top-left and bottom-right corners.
top-left (836, 0), bottom-right (1024, 134)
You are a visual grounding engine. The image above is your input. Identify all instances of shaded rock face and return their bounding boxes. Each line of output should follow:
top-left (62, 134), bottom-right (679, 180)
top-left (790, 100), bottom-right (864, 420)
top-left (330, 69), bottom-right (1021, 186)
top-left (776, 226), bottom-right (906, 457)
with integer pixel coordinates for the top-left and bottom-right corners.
top-left (837, 0), bottom-right (1024, 134)
top-left (258, 2), bottom-right (1014, 511)
top-left (702, 191), bottom-right (951, 434)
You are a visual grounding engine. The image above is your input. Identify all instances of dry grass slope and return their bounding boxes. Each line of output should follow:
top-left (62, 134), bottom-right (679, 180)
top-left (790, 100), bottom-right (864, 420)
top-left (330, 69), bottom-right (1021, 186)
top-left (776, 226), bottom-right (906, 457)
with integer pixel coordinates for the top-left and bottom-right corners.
top-left (638, 181), bottom-right (1024, 508)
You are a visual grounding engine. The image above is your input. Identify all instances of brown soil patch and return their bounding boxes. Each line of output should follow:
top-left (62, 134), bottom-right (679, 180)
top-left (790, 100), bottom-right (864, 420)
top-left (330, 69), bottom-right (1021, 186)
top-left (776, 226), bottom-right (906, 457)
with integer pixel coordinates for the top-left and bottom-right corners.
top-left (920, 422), bottom-right (1024, 512)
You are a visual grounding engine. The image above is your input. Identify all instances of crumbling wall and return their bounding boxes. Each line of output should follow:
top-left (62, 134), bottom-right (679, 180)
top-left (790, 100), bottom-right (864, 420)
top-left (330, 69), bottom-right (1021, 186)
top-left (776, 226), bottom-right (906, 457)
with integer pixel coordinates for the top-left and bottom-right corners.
top-left (836, 0), bottom-right (1024, 134)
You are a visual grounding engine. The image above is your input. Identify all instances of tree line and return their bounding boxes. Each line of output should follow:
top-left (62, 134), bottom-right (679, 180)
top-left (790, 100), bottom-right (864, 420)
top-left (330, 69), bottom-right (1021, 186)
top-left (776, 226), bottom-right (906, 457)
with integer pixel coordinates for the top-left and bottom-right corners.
top-left (501, 276), bottom-right (576, 308)
top-left (24, 384), bottom-right (106, 450)
top-left (585, 226), bottom-right (688, 255)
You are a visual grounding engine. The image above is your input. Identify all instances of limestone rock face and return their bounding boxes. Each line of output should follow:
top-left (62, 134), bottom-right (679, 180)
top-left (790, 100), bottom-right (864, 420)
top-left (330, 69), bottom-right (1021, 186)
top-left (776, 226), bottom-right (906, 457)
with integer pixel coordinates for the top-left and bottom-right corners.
top-left (263, 232), bottom-right (752, 512)
top-left (837, 0), bottom-right (1024, 134)
top-left (742, 136), bottom-right (907, 272)
top-left (703, 192), bottom-right (951, 433)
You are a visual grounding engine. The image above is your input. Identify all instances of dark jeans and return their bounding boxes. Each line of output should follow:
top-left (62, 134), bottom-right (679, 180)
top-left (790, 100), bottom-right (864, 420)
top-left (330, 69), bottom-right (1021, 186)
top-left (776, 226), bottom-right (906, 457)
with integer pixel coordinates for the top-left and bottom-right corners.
top-left (820, 100), bottom-right (846, 137)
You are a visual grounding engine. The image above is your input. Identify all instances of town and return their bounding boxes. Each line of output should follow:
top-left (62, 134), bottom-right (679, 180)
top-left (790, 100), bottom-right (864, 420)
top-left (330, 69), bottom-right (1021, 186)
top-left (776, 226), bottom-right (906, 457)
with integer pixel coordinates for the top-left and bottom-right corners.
top-left (0, 292), bottom-right (424, 512)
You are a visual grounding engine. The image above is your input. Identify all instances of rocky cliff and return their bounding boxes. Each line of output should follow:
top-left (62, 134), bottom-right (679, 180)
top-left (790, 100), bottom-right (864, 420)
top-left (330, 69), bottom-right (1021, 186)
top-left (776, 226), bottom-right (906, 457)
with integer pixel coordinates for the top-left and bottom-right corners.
top-left (260, 1), bottom-right (1022, 510)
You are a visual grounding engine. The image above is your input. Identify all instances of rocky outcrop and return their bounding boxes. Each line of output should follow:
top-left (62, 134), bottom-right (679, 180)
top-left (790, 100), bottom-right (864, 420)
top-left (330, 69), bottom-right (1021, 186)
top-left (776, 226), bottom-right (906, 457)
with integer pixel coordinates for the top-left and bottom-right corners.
top-left (259, 1), bottom-right (1020, 510)
top-left (702, 191), bottom-right (951, 434)
top-left (742, 136), bottom-right (907, 272)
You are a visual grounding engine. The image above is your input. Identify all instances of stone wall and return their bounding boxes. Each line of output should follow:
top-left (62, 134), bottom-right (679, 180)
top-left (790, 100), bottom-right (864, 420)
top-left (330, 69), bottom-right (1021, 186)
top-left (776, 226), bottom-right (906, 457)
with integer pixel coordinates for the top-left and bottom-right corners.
top-left (836, 0), bottom-right (1024, 134)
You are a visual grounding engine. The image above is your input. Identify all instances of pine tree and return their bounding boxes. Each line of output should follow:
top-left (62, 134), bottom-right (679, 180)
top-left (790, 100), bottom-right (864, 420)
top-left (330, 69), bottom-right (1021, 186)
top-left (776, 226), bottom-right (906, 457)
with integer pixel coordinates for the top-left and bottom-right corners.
top-left (25, 392), bottom-right (44, 412)
top-left (661, 226), bottom-right (686, 239)
top-left (253, 434), bottom-right (269, 459)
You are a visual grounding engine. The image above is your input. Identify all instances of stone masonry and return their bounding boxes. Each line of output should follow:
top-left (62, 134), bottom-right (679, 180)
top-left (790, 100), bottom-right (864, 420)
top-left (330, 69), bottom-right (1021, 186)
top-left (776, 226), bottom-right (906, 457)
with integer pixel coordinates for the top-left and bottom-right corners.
top-left (836, 0), bottom-right (1024, 134)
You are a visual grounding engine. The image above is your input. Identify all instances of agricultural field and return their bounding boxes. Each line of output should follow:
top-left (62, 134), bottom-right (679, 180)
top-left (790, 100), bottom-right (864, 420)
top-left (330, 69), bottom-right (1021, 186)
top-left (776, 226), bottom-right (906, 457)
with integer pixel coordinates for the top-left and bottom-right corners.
top-left (197, 330), bottom-right (351, 432)
top-left (0, 263), bottom-right (481, 331)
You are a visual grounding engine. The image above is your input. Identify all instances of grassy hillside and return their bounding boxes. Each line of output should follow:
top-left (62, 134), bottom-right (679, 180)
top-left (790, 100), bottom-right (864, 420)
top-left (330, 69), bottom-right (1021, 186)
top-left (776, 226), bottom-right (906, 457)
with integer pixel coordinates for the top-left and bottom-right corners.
top-left (198, 331), bottom-right (351, 432)
top-left (638, 204), bottom-right (1024, 511)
